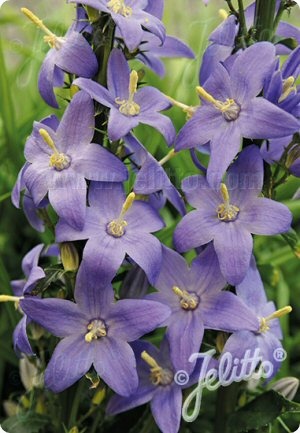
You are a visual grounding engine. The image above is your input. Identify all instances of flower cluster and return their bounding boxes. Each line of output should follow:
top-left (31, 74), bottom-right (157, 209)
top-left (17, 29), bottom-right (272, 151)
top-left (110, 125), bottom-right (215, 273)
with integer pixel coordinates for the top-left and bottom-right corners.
top-left (2, 1), bottom-right (300, 433)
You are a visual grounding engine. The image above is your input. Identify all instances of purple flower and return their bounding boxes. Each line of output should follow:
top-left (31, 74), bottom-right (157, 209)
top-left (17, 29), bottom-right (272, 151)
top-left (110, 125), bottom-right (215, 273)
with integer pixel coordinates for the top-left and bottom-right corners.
top-left (10, 244), bottom-right (45, 356)
top-left (21, 91), bottom-right (127, 230)
top-left (136, 32), bottom-right (195, 77)
top-left (261, 135), bottom-right (300, 177)
top-left (174, 146), bottom-right (292, 285)
top-left (264, 46), bottom-right (300, 117)
top-left (74, 49), bottom-right (176, 144)
top-left (21, 8), bottom-right (98, 108)
top-left (21, 263), bottom-right (170, 395)
top-left (220, 257), bottom-right (290, 379)
top-left (107, 338), bottom-right (210, 433)
top-left (56, 181), bottom-right (164, 284)
top-left (146, 244), bottom-right (259, 373)
top-left (69, 0), bottom-right (165, 51)
top-left (176, 42), bottom-right (300, 186)
top-left (124, 133), bottom-right (186, 215)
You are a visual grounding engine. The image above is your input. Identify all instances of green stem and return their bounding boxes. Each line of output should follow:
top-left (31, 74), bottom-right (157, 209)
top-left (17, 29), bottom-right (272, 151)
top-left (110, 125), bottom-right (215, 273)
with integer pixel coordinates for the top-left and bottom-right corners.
top-left (237, 0), bottom-right (248, 39)
top-left (254, 0), bottom-right (276, 41)
top-left (273, 0), bottom-right (286, 34)
top-left (68, 380), bottom-right (85, 429)
top-left (214, 383), bottom-right (240, 433)
top-left (225, 0), bottom-right (238, 16)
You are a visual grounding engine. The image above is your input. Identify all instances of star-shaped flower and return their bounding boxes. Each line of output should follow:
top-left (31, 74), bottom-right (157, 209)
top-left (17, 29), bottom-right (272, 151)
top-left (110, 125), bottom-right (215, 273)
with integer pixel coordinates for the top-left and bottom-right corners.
top-left (21, 91), bottom-right (127, 230)
top-left (22, 7), bottom-right (98, 108)
top-left (147, 244), bottom-right (259, 373)
top-left (175, 42), bottom-right (300, 187)
top-left (74, 48), bottom-right (176, 144)
top-left (56, 181), bottom-right (164, 284)
top-left (69, 0), bottom-right (166, 51)
top-left (174, 146), bottom-right (292, 285)
top-left (220, 257), bottom-right (291, 379)
top-left (21, 263), bottom-right (170, 395)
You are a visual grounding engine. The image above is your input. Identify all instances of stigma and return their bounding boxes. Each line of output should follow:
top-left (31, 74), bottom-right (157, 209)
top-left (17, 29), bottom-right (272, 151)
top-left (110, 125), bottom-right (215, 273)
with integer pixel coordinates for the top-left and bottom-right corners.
top-left (172, 286), bottom-right (199, 310)
top-left (21, 8), bottom-right (65, 50)
top-left (278, 76), bottom-right (297, 103)
top-left (196, 86), bottom-right (241, 121)
top-left (39, 129), bottom-right (71, 171)
top-left (217, 183), bottom-right (240, 222)
top-left (141, 351), bottom-right (174, 386)
top-left (107, 0), bottom-right (132, 17)
top-left (106, 192), bottom-right (135, 238)
top-left (115, 71), bottom-right (141, 116)
top-left (259, 306), bottom-right (292, 333)
top-left (85, 319), bottom-right (107, 343)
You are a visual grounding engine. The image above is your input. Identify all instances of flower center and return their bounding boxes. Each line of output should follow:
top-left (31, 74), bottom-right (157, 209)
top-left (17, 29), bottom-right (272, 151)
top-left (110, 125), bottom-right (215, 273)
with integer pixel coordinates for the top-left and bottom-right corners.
top-left (141, 351), bottom-right (174, 386)
top-left (217, 183), bottom-right (240, 222)
top-left (259, 306), bottom-right (292, 334)
top-left (85, 319), bottom-right (107, 343)
top-left (106, 192), bottom-right (135, 238)
top-left (107, 0), bottom-right (133, 17)
top-left (172, 286), bottom-right (199, 310)
top-left (278, 76), bottom-right (297, 103)
top-left (39, 129), bottom-right (71, 171)
top-left (196, 86), bottom-right (241, 121)
top-left (21, 8), bottom-right (65, 50)
top-left (115, 70), bottom-right (141, 116)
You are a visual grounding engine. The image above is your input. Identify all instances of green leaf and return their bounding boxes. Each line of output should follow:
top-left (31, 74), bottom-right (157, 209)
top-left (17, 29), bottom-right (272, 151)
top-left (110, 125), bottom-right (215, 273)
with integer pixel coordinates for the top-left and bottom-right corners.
top-left (227, 391), bottom-right (300, 433)
top-left (2, 412), bottom-right (52, 433)
top-left (281, 228), bottom-right (300, 257)
top-left (272, 36), bottom-right (298, 50)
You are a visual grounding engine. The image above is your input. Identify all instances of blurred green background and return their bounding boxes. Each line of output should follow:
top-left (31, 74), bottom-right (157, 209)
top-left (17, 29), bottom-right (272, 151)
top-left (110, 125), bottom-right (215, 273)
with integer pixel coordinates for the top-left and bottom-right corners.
top-left (0, 0), bottom-right (300, 430)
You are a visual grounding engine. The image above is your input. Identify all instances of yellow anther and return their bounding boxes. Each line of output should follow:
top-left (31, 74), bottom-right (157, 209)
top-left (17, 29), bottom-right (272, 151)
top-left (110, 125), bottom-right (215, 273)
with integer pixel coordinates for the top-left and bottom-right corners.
top-left (159, 150), bottom-right (176, 166)
top-left (85, 320), bottom-right (107, 343)
top-left (115, 71), bottom-right (140, 116)
top-left (172, 286), bottom-right (199, 310)
top-left (21, 8), bottom-right (63, 49)
top-left (279, 76), bottom-right (296, 103)
top-left (217, 183), bottom-right (240, 222)
top-left (107, 0), bottom-right (132, 17)
top-left (196, 86), bottom-right (240, 121)
top-left (259, 306), bottom-right (292, 333)
top-left (107, 193), bottom-right (135, 238)
top-left (219, 8), bottom-right (229, 20)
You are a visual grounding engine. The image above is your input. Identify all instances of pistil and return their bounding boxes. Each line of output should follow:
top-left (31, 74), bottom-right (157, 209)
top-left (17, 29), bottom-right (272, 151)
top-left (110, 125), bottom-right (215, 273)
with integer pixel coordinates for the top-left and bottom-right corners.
top-left (115, 71), bottom-right (141, 116)
top-left (21, 8), bottom-right (65, 50)
top-left (106, 192), bottom-right (135, 238)
top-left (172, 286), bottom-right (199, 310)
top-left (259, 306), bottom-right (292, 333)
top-left (217, 183), bottom-right (240, 222)
top-left (196, 86), bottom-right (241, 121)
top-left (39, 129), bottom-right (71, 171)
top-left (141, 351), bottom-right (173, 386)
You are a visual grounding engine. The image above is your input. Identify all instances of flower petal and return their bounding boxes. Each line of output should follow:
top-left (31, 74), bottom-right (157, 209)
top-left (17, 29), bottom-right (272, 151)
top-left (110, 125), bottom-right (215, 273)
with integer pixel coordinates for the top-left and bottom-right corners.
top-left (240, 98), bottom-right (300, 139)
top-left (107, 48), bottom-right (130, 99)
top-left (73, 77), bottom-right (115, 107)
top-left (213, 223), bottom-right (253, 285)
top-left (20, 297), bottom-right (87, 337)
top-left (93, 337), bottom-right (138, 396)
top-left (108, 107), bottom-right (139, 141)
top-left (45, 335), bottom-right (94, 393)
top-left (48, 171), bottom-right (87, 230)
top-left (150, 386), bottom-right (182, 433)
top-left (240, 198), bottom-right (292, 235)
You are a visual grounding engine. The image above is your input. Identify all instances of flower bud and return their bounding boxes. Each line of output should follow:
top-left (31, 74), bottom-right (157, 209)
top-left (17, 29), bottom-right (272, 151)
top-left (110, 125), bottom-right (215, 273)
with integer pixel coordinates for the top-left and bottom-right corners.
top-left (69, 428), bottom-right (79, 433)
top-left (19, 358), bottom-right (43, 391)
top-left (60, 242), bottom-right (79, 272)
top-left (286, 143), bottom-right (300, 169)
top-left (271, 377), bottom-right (299, 400)
top-left (92, 387), bottom-right (106, 406)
